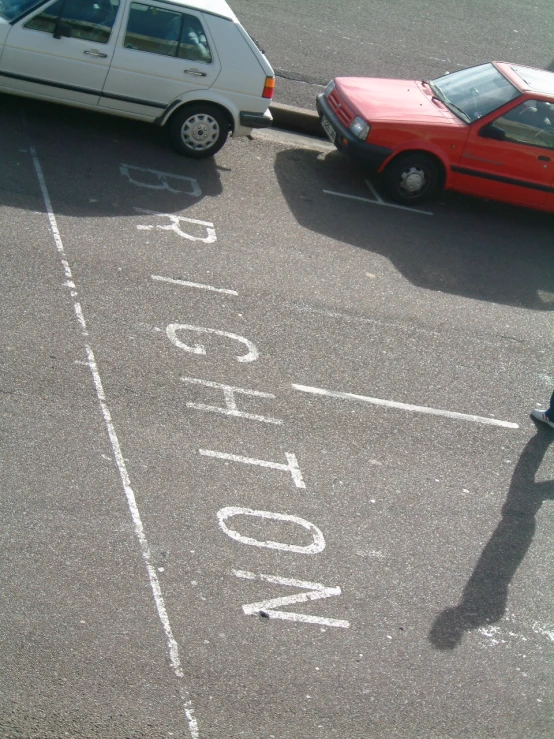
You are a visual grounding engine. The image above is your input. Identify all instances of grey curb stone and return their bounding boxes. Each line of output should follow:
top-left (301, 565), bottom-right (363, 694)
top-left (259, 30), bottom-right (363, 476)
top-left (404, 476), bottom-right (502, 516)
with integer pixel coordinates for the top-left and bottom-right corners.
top-left (269, 102), bottom-right (324, 138)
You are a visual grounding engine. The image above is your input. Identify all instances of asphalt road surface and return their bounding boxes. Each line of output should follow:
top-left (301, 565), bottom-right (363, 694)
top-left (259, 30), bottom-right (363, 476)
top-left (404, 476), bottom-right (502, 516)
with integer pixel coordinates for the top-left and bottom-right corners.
top-left (1, 76), bottom-right (553, 739)
top-left (231, 0), bottom-right (554, 110)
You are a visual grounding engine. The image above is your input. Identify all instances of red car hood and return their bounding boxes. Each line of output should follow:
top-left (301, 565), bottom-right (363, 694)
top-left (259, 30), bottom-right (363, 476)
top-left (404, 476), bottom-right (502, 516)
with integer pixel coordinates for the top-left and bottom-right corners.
top-left (336, 77), bottom-right (457, 123)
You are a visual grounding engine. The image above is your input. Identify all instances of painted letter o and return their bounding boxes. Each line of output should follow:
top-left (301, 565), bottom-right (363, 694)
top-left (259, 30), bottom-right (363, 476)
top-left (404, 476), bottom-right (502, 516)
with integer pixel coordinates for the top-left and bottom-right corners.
top-left (217, 507), bottom-right (325, 554)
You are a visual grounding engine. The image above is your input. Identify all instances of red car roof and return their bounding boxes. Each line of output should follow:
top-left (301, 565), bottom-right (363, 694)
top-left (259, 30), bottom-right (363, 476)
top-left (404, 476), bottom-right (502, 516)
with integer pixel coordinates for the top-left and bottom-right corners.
top-left (495, 62), bottom-right (554, 95)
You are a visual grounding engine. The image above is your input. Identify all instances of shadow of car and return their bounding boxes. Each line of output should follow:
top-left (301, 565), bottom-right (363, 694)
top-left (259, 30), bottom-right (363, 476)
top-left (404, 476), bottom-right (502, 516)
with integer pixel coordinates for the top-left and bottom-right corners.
top-left (274, 145), bottom-right (554, 311)
top-left (0, 93), bottom-right (224, 218)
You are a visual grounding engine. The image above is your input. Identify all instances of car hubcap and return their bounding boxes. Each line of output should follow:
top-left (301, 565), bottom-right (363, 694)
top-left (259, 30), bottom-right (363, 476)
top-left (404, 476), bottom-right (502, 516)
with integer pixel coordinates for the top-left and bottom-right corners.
top-left (399, 166), bottom-right (426, 195)
top-left (181, 113), bottom-right (219, 151)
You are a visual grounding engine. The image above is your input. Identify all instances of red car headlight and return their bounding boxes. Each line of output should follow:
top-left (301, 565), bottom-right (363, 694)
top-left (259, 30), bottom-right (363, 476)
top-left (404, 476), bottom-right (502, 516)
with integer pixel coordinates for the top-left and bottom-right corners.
top-left (349, 116), bottom-right (370, 140)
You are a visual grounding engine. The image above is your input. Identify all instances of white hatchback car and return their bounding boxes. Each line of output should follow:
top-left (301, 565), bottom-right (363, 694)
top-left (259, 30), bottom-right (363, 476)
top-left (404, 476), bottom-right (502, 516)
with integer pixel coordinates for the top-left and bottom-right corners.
top-left (0, 0), bottom-right (275, 156)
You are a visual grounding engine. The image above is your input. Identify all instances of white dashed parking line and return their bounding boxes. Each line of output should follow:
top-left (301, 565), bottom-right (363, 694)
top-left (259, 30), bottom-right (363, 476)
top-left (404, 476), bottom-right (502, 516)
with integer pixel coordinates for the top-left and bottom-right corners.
top-left (31, 147), bottom-right (200, 739)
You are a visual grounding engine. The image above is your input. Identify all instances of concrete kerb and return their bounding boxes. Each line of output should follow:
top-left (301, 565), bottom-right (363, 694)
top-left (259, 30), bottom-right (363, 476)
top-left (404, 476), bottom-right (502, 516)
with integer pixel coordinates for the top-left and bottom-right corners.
top-left (269, 102), bottom-right (324, 138)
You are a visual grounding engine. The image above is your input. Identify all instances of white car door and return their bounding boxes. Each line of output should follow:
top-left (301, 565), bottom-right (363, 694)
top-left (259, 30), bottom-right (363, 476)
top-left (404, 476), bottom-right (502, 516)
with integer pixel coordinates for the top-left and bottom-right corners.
top-left (100, 1), bottom-right (220, 119)
top-left (0, 0), bottom-right (121, 106)
top-left (0, 17), bottom-right (12, 54)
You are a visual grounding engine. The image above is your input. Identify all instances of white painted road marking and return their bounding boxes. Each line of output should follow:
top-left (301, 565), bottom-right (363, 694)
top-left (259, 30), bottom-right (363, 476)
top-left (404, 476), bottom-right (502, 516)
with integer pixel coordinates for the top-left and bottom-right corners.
top-left (182, 377), bottom-right (283, 425)
top-left (200, 450), bottom-right (306, 488)
top-left (152, 274), bottom-right (238, 296)
top-left (291, 383), bottom-right (519, 429)
top-left (120, 164), bottom-right (201, 196)
top-left (135, 209), bottom-right (216, 243)
top-left (363, 179), bottom-right (384, 204)
top-left (323, 188), bottom-right (434, 216)
top-left (217, 508), bottom-right (324, 552)
top-left (31, 149), bottom-right (200, 739)
top-left (166, 324), bottom-right (259, 363)
top-left (233, 570), bottom-right (349, 628)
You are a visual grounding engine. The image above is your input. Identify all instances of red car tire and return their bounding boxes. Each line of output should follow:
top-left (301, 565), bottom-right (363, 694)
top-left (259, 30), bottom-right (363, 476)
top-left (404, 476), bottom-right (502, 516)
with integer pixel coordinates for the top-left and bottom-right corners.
top-left (384, 152), bottom-right (442, 205)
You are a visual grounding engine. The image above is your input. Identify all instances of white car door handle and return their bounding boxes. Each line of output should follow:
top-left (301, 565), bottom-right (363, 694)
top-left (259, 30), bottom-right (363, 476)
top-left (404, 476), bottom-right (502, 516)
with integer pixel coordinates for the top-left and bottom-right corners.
top-left (184, 69), bottom-right (207, 77)
top-left (84, 49), bottom-right (108, 58)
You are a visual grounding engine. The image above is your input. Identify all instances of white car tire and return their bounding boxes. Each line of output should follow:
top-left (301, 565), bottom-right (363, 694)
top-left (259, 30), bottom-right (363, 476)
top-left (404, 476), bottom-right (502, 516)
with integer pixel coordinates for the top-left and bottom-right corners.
top-left (168, 103), bottom-right (230, 158)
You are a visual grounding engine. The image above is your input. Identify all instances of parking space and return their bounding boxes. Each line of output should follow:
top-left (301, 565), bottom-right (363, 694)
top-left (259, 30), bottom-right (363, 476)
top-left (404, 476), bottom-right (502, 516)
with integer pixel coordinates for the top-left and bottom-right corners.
top-left (1, 97), bottom-right (553, 738)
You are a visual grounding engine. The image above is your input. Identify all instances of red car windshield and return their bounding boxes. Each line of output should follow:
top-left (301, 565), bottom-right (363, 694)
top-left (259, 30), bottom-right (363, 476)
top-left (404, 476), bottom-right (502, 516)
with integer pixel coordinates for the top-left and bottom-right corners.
top-left (430, 63), bottom-right (521, 123)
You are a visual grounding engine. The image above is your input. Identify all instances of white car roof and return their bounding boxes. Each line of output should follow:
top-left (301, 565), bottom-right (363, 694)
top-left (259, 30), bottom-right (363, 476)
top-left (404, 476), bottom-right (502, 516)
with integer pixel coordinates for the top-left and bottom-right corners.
top-left (163, 0), bottom-right (237, 21)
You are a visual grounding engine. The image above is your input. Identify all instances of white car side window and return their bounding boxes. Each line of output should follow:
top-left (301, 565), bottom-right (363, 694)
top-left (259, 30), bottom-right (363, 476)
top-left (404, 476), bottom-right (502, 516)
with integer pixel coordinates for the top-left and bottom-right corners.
top-left (0, 0), bottom-right (46, 23)
top-left (124, 2), bottom-right (212, 63)
top-left (24, 0), bottom-right (120, 44)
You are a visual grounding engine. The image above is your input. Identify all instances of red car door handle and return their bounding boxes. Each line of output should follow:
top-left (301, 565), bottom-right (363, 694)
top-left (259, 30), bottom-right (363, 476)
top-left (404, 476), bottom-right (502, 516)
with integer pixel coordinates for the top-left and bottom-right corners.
top-left (538, 155), bottom-right (551, 161)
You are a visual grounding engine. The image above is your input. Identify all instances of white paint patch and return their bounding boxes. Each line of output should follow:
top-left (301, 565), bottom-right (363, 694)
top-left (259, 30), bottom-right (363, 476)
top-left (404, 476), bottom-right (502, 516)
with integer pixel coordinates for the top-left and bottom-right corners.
top-left (201, 450), bottom-right (306, 488)
top-left (182, 377), bottom-right (282, 425)
top-left (32, 148), bottom-right (199, 739)
top-left (166, 324), bottom-right (258, 363)
top-left (478, 626), bottom-right (506, 646)
top-left (135, 209), bottom-right (216, 243)
top-left (476, 619), bottom-right (554, 648)
top-left (120, 164), bottom-right (201, 196)
top-left (356, 550), bottom-right (385, 559)
top-left (323, 188), bottom-right (433, 216)
top-left (532, 623), bottom-right (554, 643)
top-left (291, 383), bottom-right (519, 429)
top-left (217, 508), bottom-right (324, 553)
top-left (537, 290), bottom-right (554, 304)
top-left (152, 274), bottom-right (238, 296)
top-left (233, 570), bottom-right (349, 628)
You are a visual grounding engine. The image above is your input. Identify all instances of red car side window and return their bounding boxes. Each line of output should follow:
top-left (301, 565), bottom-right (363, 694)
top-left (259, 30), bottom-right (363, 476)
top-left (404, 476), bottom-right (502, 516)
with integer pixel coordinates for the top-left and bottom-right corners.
top-left (491, 100), bottom-right (554, 150)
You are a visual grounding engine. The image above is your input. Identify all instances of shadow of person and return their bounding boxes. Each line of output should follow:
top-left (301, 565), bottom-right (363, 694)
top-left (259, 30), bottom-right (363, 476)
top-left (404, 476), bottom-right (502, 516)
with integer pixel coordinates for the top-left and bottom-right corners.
top-left (429, 425), bottom-right (554, 650)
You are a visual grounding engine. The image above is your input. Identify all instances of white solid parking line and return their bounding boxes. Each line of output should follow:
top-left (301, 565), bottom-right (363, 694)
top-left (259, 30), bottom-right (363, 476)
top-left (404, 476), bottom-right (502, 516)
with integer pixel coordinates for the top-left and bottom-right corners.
top-left (364, 179), bottom-right (384, 204)
top-left (323, 188), bottom-right (434, 215)
top-left (291, 383), bottom-right (519, 429)
top-left (30, 148), bottom-right (200, 739)
top-left (152, 274), bottom-right (238, 296)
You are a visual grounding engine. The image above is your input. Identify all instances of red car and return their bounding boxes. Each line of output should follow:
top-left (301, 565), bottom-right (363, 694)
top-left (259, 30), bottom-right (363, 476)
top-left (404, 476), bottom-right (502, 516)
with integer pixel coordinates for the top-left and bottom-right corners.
top-left (316, 62), bottom-right (554, 212)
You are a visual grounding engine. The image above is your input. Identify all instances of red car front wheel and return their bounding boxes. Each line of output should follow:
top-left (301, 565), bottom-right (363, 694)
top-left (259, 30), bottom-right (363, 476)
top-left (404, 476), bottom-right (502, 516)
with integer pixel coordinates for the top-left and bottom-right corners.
top-left (384, 153), bottom-right (442, 205)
